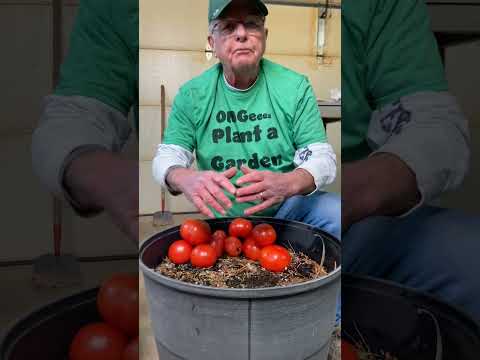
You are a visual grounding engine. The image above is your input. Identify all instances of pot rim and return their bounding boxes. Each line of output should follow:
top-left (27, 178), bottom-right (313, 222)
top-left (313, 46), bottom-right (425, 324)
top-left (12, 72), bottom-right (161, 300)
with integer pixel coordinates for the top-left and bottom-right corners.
top-left (140, 217), bottom-right (341, 299)
top-left (0, 287), bottom-right (99, 359)
top-left (343, 272), bottom-right (480, 332)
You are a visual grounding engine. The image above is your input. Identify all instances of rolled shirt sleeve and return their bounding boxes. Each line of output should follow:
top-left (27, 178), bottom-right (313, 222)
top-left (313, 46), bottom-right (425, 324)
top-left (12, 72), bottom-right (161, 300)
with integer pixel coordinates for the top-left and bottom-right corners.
top-left (31, 0), bottom-right (137, 209)
top-left (32, 95), bottom-right (132, 202)
top-left (363, 0), bottom-right (469, 208)
top-left (368, 91), bottom-right (469, 207)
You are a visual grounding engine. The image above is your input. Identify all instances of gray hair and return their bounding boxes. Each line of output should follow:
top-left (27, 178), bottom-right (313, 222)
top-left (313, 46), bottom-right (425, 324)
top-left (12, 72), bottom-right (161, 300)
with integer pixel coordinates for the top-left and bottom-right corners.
top-left (208, 20), bottom-right (220, 35)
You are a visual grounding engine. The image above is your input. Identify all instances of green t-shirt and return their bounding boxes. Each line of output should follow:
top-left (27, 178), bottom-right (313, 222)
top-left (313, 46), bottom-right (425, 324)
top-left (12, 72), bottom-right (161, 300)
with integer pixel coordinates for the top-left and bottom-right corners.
top-left (55, 0), bottom-right (138, 124)
top-left (342, 0), bottom-right (448, 162)
top-left (164, 59), bottom-right (327, 217)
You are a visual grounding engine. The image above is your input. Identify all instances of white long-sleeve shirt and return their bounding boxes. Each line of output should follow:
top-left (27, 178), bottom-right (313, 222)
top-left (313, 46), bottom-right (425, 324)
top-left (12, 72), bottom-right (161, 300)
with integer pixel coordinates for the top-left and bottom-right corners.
top-left (152, 142), bottom-right (337, 194)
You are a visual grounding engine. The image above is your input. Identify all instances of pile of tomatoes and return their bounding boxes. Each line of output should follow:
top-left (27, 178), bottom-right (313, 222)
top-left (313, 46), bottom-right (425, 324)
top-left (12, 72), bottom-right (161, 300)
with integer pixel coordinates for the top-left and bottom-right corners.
top-left (69, 274), bottom-right (139, 360)
top-left (168, 218), bottom-right (292, 273)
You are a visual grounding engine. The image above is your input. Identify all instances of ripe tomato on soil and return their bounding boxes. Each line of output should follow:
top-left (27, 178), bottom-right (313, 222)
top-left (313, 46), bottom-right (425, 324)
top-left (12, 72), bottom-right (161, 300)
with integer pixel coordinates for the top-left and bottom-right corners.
top-left (225, 236), bottom-right (242, 257)
top-left (229, 218), bottom-right (253, 238)
top-left (212, 229), bottom-right (227, 242)
top-left (97, 273), bottom-right (139, 337)
top-left (210, 230), bottom-right (227, 257)
top-left (259, 245), bottom-right (291, 272)
top-left (168, 240), bottom-right (192, 264)
top-left (69, 322), bottom-right (128, 360)
top-left (242, 236), bottom-right (261, 261)
top-left (252, 223), bottom-right (277, 247)
top-left (190, 244), bottom-right (217, 268)
top-left (180, 219), bottom-right (211, 246)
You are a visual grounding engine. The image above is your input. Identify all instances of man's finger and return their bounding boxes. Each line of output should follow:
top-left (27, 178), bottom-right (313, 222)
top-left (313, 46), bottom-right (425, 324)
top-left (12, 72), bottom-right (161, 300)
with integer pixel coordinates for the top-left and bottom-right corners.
top-left (240, 165), bottom-right (253, 174)
top-left (235, 182), bottom-right (265, 197)
top-left (222, 167), bottom-right (237, 179)
top-left (191, 195), bottom-right (214, 217)
top-left (200, 188), bottom-right (226, 215)
top-left (213, 175), bottom-right (237, 195)
top-left (236, 193), bottom-right (263, 203)
top-left (244, 197), bottom-right (276, 216)
top-left (206, 181), bottom-right (232, 209)
top-left (236, 171), bottom-right (263, 185)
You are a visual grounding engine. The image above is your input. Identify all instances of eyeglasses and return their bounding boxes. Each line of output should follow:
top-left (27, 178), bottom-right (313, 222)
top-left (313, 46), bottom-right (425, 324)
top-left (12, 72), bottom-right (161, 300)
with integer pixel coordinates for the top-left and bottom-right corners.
top-left (213, 17), bottom-right (265, 38)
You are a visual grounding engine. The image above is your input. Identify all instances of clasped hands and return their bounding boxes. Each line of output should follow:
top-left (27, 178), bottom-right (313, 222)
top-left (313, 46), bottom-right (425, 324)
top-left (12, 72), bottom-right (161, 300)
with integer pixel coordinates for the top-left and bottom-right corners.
top-left (170, 165), bottom-right (301, 218)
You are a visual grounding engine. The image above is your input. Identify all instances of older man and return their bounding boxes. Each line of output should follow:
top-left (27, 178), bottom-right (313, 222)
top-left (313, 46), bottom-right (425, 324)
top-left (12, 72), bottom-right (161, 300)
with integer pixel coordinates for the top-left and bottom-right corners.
top-left (152, 0), bottom-right (340, 238)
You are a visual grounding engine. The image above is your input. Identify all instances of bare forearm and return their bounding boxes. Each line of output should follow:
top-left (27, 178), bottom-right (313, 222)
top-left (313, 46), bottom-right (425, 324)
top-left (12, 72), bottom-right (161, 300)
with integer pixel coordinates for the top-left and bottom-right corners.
top-left (342, 153), bottom-right (420, 229)
top-left (165, 167), bottom-right (196, 194)
top-left (64, 150), bottom-right (137, 211)
top-left (288, 168), bottom-right (316, 196)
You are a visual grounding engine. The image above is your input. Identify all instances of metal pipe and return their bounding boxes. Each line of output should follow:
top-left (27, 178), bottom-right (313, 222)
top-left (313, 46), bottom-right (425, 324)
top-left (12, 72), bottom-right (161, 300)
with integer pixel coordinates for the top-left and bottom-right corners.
top-left (52, 0), bottom-right (62, 87)
top-left (52, 0), bottom-right (63, 258)
top-left (0, 254), bottom-right (138, 268)
top-left (263, 0), bottom-right (340, 9)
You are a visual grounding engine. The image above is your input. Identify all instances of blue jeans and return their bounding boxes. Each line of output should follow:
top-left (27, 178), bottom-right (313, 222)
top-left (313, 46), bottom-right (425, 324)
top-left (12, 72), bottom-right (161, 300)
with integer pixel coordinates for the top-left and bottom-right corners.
top-left (344, 206), bottom-right (480, 323)
top-left (274, 191), bottom-right (341, 239)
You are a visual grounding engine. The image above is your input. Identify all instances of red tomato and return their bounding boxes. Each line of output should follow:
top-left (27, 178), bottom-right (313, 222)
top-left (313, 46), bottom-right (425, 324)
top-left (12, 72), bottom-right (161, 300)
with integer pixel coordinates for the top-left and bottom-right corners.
top-left (69, 322), bottom-right (128, 360)
top-left (252, 223), bottom-right (277, 247)
top-left (211, 230), bottom-right (227, 257)
top-left (259, 245), bottom-right (291, 272)
top-left (123, 337), bottom-right (139, 360)
top-left (341, 339), bottom-right (359, 360)
top-left (242, 236), bottom-right (261, 261)
top-left (225, 236), bottom-right (242, 257)
top-left (210, 237), bottom-right (225, 258)
top-left (97, 274), bottom-right (139, 337)
top-left (229, 218), bottom-right (253, 238)
top-left (168, 240), bottom-right (192, 264)
top-left (212, 229), bottom-right (227, 242)
top-left (190, 244), bottom-right (217, 268)
top-left (180, 219), bottom-right (211, 246)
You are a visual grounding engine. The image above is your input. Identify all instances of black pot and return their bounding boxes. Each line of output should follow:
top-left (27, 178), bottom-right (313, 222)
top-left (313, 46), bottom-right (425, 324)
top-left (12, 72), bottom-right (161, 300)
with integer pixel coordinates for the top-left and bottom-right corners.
top-left (342, 273), bottom-right (480, 359)
top-left (0, 288), bottom-right (99, 360)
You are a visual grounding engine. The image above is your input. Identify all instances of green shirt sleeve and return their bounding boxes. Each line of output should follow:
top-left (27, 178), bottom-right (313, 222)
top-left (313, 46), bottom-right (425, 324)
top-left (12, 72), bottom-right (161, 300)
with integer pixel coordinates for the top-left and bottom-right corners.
top-left (367, 0), bottom-right (448, 108)
top-left (163, 87), bottom-right (197, 152)
top-left (293, 77), bottom-right (327, 148)
top-left (55, 0), bottom-right (137, 116)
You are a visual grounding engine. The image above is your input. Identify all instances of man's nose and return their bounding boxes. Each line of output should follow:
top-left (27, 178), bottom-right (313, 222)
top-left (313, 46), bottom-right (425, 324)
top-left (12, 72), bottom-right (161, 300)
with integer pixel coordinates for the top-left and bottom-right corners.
top-left (234, 23), bottom-right (248, 42)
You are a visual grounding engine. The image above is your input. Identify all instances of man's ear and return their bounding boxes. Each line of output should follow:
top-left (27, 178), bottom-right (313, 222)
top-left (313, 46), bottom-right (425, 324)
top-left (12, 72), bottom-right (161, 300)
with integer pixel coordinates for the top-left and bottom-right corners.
top-left (208, 36), bottom-right (215, 53)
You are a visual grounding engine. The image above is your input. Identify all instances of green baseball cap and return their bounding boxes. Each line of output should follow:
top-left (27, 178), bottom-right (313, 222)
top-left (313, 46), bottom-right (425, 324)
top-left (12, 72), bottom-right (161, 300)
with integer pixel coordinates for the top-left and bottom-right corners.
top-left (208, 0), bottom-right (268, 22)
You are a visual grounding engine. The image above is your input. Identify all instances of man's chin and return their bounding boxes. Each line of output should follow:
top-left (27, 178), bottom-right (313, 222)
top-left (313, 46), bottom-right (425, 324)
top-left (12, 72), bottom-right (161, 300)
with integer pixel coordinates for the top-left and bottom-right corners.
top-left (231, 60), bottom-right (260, 73)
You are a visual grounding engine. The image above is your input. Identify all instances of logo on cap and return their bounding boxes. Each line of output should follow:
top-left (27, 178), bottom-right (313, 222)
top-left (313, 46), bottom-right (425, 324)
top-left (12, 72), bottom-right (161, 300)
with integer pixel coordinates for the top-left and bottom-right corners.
top-left (214, 8), bottom-right (220, 16)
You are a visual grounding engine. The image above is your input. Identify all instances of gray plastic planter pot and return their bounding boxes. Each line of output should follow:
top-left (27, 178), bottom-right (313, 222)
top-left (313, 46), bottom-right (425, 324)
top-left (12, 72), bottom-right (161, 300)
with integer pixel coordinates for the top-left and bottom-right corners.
top-left (140, 217), bottom-right (341, 360)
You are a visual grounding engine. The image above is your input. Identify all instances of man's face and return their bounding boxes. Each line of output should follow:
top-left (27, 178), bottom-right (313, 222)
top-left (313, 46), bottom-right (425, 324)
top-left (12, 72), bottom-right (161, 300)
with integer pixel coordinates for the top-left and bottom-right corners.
top-left (209, 0), bottom-right (267, 72)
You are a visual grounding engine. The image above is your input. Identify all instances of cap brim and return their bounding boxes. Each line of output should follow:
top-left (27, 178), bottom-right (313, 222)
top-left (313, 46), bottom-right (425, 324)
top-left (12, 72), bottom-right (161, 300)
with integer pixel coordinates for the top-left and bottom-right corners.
top-left (256, 1), bottom-right (269, 17)
top-left (210, 0), bottom-right (269, 21)
top-left (210, 0), bottom-right (233, 21)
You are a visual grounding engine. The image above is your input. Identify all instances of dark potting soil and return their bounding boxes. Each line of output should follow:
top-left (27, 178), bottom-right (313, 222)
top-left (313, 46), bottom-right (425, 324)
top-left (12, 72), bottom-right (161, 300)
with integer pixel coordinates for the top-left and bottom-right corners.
top-left (156, 250), bottom-right (328, 289)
